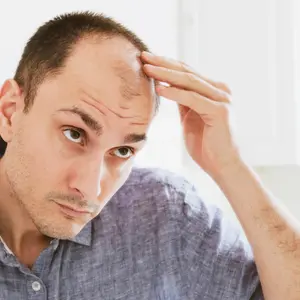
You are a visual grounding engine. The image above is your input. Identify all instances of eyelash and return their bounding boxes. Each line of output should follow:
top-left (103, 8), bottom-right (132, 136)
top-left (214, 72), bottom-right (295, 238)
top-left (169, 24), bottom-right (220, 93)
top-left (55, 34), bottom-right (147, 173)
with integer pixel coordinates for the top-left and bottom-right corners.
top-left (63, 127), bottom-right (137, 157)
top-left (116, 146), bottom-right (136, 156)
top-left (64, 126), bottom-right (87, 145)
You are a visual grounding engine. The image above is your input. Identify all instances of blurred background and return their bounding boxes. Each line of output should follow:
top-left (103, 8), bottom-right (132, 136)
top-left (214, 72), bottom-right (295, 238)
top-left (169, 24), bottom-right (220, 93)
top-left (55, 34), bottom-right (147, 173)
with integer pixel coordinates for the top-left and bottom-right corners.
top-left (1, 0), bottom-right (300, 224)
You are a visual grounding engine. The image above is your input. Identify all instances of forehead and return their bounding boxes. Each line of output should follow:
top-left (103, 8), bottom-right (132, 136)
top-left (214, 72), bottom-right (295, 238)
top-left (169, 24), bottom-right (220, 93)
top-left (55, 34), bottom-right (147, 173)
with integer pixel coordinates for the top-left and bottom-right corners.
top-left (31, 37), bottom-right (157, 142)
top-left (59, 37), bottom-right (155, 114)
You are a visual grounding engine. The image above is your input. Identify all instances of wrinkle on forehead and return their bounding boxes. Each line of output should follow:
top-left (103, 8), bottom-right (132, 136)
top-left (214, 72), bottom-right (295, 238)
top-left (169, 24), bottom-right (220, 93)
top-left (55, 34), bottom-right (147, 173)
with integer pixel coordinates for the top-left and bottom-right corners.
top-left (112, 59), bottom-right (150, 107)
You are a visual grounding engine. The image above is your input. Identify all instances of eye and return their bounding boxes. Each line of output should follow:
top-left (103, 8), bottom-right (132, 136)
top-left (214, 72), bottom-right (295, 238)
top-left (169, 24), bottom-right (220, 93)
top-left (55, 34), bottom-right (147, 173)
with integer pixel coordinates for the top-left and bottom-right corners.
top-left (112, 147), bottom-right (135, 159)
top-left (63, 128), bottom-right (85, 144)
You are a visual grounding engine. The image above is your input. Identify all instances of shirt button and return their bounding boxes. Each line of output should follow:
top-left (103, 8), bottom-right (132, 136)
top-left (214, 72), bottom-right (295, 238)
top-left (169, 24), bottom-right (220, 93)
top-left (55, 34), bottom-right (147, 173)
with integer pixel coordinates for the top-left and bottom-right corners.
top-left (32, 281), bottom-right (41, 291)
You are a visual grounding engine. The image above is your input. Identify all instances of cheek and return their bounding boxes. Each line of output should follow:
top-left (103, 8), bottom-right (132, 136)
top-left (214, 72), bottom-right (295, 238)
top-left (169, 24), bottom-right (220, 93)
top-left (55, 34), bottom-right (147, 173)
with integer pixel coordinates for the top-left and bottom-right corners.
top-left (4, 137), bottom-right (49, 199)
top-left (7, 118), bottom-right (67, 189)
top-left (18, 138), bottom-right (65, 188)
top-left (20, 150), bottom-right (58, 191)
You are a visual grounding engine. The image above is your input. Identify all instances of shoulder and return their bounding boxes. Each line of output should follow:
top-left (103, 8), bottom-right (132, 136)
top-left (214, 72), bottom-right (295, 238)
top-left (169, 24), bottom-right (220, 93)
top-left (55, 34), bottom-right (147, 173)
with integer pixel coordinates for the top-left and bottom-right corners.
top-left (95, 166), bottom-right (203, 235)
top-left (101, 166), bottom-right (222, 237)
top-left (123, 166), bottom-right (191, 193)
top-left (111, 166), bottom-right (208, 219)
top-left (93, 167), bottom-right (261, 298)
top-left (116, 166), bottom-right (219, 221)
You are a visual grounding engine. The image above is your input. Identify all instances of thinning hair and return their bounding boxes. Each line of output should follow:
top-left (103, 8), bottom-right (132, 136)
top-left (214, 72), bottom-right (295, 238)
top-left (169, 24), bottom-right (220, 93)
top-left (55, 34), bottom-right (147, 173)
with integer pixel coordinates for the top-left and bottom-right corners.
top-left (13, 11), bottom-right (157, 112)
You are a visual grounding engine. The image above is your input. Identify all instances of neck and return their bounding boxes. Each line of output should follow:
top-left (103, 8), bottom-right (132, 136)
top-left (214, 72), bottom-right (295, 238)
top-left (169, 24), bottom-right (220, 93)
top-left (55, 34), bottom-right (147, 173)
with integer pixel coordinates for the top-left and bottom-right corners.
top-left (0, 161), bottom-right (51, 267)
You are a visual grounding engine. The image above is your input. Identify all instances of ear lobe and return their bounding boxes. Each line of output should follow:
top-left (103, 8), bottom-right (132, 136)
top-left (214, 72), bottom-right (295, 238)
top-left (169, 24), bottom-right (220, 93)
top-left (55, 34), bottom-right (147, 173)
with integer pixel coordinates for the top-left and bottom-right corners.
top-left (0, 79), bottom-right (22, 143)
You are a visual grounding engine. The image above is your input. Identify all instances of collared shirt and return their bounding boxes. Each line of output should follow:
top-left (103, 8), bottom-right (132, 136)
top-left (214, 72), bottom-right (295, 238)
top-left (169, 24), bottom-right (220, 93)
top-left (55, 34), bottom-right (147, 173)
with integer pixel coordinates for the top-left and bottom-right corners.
top-left (0, 167), bottom-right (263, 299)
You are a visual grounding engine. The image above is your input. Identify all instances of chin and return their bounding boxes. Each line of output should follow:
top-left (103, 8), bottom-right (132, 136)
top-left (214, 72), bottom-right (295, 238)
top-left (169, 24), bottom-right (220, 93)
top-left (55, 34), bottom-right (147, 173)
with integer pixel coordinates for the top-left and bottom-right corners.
top-left (39, 225), bottom-right (81, 240)
top-left (34, 215), bottom-right (84, 240)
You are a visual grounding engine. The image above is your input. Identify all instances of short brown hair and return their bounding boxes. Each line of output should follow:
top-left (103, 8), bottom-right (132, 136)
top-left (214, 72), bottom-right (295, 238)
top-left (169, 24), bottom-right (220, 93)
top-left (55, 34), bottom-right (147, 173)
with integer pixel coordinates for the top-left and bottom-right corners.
top-left (14, 11), bottom-right (151, 112)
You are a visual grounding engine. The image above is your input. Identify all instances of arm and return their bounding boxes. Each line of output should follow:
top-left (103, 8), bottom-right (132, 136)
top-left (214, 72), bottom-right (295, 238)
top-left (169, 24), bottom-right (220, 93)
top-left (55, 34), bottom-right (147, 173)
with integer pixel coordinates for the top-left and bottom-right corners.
top-left (215, 159), bottom-right (300, 299)
top-left (141, 51), bottom-right (300, 299)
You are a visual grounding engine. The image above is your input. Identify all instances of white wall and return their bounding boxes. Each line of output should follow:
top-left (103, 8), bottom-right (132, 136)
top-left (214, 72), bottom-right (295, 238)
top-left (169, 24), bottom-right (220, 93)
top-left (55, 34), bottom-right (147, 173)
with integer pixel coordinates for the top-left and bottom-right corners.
top-left (181, 158), bottom-right (300, 225)
top-left (177, 0), bottom-right (300, 223)
top-left (255, 166), bottom-right (300, 220)
top-left (0, 0), bottom-right (180, 79)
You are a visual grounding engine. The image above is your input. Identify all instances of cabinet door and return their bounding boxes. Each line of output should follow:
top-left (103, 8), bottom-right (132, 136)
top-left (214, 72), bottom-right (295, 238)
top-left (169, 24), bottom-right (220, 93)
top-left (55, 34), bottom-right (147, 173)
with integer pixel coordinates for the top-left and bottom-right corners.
top-left (178, 0), bottom-right (299, 166)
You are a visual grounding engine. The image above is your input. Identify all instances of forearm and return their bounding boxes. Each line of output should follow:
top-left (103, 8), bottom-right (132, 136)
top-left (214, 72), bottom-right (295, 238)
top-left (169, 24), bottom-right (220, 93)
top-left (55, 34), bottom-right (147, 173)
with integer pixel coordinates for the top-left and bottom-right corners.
top-left (213, 160), bottom-right (300, 300)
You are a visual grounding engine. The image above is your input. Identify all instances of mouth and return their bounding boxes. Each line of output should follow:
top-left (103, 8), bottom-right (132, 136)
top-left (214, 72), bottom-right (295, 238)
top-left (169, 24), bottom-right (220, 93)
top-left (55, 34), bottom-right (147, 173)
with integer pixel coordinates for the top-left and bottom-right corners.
top-left (55, 202), bottom-right (92, 218)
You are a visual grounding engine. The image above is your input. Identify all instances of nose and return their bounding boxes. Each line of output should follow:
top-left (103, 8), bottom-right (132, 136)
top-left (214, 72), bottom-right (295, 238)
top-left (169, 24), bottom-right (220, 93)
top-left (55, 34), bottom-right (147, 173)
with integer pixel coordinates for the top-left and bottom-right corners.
top-left (68, 155), bottom-right (105, 199)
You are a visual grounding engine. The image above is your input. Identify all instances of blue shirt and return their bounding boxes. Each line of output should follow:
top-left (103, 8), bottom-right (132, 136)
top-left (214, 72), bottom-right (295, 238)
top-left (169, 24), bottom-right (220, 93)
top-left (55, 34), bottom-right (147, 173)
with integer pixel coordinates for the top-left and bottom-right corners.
top-left (0, 167), bottom-right (263, 299)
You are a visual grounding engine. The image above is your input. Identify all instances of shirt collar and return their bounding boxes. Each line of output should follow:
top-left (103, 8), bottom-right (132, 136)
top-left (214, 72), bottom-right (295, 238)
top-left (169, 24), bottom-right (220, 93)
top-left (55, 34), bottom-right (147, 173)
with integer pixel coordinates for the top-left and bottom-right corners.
top-left (0, 236), bottom-right (13, 254)
top-left (67, 220), bottom-right (92, 246)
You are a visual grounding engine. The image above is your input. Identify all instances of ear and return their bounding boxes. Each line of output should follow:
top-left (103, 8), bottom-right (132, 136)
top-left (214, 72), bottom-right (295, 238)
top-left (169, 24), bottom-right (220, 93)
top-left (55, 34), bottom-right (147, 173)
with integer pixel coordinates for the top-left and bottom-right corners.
top-left (0, 79), bottom-right (23, 143)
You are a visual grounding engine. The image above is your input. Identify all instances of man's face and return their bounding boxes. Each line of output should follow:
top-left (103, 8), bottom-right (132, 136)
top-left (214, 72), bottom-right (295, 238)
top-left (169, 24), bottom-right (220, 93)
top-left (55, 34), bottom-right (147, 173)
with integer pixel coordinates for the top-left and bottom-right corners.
top-left (0, 37), bottom-right (155, 239)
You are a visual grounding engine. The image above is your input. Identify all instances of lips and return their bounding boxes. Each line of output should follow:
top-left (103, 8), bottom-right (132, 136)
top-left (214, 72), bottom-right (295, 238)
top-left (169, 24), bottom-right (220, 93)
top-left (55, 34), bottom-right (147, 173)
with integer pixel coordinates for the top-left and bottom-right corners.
top-left (56, 202), bottom-right (91, 218)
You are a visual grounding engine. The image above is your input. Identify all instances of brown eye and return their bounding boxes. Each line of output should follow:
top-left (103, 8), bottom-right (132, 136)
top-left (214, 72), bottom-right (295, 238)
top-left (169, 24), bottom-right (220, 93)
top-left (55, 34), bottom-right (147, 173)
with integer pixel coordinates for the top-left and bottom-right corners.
top-left (112, 147), bottom-right (134, 158)
top-left (63, 129), bottom-right (83, 144)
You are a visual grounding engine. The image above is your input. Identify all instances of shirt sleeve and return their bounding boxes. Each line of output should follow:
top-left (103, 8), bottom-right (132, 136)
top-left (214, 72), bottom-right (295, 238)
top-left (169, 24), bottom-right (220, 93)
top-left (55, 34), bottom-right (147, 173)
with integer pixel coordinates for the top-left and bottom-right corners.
top-left (174, 182), bottom-right (264, 300)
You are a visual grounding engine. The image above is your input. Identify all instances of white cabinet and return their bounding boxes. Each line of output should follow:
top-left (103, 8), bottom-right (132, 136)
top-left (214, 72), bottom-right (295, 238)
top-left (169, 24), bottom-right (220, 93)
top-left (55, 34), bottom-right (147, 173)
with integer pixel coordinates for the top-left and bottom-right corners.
top-left (178, 0), bottom-right (300, 166)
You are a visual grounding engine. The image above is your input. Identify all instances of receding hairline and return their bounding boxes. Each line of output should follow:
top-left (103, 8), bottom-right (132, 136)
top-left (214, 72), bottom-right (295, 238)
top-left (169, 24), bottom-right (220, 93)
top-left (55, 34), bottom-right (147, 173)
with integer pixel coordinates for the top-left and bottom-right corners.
top-left (45, 35), bottom-right (155, 100)
top-left (13, 11), bottom-right (158, 112)
top-left (25, 32), bottom-right (148, 90)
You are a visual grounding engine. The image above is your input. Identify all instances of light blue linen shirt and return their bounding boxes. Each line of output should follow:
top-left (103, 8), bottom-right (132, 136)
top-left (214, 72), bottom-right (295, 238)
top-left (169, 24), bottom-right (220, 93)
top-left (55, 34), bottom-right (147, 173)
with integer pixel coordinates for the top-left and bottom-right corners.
top-left (0, 167), bottom-right (263, 299)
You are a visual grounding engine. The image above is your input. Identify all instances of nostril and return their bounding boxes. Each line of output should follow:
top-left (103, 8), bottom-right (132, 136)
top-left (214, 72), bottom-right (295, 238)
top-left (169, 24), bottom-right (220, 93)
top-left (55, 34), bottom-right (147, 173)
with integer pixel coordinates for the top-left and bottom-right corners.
top-left (68, 187), bottom-right (85, 199)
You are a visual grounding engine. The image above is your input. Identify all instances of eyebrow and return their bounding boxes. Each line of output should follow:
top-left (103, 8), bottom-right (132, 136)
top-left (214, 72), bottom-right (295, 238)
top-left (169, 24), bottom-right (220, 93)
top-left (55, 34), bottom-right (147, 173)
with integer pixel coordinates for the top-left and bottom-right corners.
top-left (123, 133), bottom-right (147, 144)
top-left (56, 106), bottom-right (147, 144)
top-left (57, 107), bottom-right (103, 136)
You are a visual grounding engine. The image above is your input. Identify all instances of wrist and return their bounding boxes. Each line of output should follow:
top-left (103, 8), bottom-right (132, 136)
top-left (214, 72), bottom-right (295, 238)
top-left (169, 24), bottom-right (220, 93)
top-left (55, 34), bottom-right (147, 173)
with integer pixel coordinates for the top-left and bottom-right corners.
top-left (210, 154), bottom-right (248, 185)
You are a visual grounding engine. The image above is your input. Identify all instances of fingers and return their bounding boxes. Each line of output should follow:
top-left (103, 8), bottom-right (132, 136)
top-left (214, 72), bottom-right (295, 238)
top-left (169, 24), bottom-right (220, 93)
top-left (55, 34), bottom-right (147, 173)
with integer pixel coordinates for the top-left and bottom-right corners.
top-left (141, 51), bottom-right (232, 97)
top-left (156, 84), bottom-right (227, 117)
top-left (141, 52), bottom-right (195, 73)
top-left (141, 51), bottom-right (232, 119)
top-left (143, 64), bottom-right (231, 104)
top-left (142, 51), bottom-right (209, 82)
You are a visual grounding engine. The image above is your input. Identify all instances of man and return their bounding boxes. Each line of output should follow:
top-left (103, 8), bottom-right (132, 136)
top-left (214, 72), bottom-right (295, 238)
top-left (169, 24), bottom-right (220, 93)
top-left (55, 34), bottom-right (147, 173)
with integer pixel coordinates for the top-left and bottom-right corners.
top-left (0, 11), bottom-right (299, 300)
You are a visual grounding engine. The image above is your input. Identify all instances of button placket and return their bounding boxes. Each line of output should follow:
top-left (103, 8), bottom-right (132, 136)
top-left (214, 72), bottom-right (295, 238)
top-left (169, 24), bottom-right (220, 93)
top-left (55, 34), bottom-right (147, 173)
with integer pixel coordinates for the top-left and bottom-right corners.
top-left (32, 281), bottom-right (41, 292)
